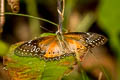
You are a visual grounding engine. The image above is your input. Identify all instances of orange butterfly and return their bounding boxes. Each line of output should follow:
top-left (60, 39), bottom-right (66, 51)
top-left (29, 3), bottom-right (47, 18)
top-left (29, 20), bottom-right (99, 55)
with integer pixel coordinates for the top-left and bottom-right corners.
top-left (14, 32), bottom-right (107, 61)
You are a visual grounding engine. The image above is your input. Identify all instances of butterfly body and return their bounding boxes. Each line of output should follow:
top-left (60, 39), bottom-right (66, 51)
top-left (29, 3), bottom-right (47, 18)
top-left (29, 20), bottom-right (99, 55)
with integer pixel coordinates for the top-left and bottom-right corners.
top-left (14, 32), bottom-right (107, 61)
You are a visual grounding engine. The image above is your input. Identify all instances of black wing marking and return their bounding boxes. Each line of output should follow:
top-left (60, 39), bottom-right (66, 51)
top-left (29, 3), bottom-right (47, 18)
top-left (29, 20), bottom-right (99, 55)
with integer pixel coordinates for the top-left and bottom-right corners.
top-left (14, 36), bottom-right (55, 58)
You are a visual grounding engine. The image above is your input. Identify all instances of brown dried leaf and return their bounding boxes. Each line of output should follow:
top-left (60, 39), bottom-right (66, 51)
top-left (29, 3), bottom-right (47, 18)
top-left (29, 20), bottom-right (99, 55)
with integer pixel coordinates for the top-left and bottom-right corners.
top-left (7, 0), bottom-right (19, 13)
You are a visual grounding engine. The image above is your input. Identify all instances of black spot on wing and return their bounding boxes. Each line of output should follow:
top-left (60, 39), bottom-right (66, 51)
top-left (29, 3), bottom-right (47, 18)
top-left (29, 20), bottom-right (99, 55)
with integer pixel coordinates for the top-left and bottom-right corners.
top-left (14, 39), bottom-right (45, 58)
top-left (14, 36), bottom-right (55, 58)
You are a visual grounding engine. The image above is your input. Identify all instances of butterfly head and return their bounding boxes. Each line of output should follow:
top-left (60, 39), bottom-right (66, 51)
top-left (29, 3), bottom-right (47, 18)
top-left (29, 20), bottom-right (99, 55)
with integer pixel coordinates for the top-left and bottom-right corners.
top-left (84, 33), bottom-right (107, 48)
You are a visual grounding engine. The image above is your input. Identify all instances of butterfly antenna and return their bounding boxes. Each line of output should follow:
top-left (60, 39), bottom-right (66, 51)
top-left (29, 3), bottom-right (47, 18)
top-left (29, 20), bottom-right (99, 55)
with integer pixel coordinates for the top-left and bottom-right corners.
top-left (40, 25), bottom-right (54, 33)
top-left (57, 0), bottom-right (65, 34)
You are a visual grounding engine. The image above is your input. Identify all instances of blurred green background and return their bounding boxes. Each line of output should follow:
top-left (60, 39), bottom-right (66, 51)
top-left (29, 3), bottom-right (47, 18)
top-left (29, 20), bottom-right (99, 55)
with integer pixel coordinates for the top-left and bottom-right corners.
top-left (0, 0), bottom-right (120, 80)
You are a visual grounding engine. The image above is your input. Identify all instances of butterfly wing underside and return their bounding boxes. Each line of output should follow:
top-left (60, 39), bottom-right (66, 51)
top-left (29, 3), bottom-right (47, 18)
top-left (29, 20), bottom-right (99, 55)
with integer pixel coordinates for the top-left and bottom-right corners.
top-left (14, 35), bottom-right (67, 60)
top-left (15, 36), bottom-right (55, 58)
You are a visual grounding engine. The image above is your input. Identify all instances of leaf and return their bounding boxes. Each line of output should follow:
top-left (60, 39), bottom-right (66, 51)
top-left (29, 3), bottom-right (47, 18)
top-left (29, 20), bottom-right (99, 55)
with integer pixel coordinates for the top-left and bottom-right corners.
top-left (98, 0), bottom-right (120, 54)
top-left (39, 33), bottom-right (56, 37)
top-left (0, 40), bottom-right (9, 56)
top-left (3, 33), bottom-right (76, 80)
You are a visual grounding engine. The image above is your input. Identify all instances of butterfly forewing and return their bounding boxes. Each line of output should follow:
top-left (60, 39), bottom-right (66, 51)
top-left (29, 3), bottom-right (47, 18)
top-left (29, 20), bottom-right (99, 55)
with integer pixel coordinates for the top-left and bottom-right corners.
top-left (64, 32), bottom-right (107, 48)
top-left (14, 36), bottom-right (55, 58)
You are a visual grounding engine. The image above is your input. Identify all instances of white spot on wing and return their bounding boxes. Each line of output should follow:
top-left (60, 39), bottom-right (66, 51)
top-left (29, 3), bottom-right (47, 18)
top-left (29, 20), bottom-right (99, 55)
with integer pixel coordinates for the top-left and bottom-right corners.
top-left (28, 40), bottom-right (32, 43)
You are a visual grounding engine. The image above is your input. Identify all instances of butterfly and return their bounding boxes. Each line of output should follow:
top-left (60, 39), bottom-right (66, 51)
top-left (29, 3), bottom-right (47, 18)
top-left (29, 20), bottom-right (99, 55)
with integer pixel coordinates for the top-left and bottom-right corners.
top-left (14, 32), bottom-right (107, 61)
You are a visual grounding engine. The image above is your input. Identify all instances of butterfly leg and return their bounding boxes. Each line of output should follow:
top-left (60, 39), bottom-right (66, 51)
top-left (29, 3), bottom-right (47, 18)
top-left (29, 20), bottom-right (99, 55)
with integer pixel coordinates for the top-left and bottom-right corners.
top-left (75, 45), bottom-right (88, 62)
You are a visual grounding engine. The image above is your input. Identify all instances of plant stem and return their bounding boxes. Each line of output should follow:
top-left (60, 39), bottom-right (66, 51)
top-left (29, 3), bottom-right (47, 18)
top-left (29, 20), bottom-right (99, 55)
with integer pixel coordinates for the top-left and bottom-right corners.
top-left (57, 0), bottom-right (64, 34)
top-left (0, 0), bottom-right (5, 33)
top-left (4, 12), bottom-right (58, 26)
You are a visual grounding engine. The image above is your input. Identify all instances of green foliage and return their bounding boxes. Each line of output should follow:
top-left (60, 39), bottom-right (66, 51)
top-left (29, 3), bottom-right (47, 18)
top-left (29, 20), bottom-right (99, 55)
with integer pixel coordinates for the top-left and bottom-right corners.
top-left (0, 40), bottom-right (9, 56)
top-left (64, 0), bottom-right (78, 28)
top-left (3, 0), bottom-right (118, 79)
top-left (63, 69), bottom-right (90, 80)
top-left (98, 0), bottom-right (120, 79)
top-left (98, 0), bottom-right (120, 54)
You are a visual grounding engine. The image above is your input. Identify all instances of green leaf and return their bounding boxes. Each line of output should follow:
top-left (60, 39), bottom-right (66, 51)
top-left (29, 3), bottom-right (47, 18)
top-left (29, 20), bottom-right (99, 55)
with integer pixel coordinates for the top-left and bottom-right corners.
top-left (62, 69), bottom-right (90, 80)
top-left (98, 0), bottom-right (120, 54)
top-left (39, 33), bottom-right (56, 37)
top-left (98, 0), bottom-right (120, 30)
top-left (0, 40), bottom-right (9, 56)
top-left (3, 36), bottom-right (76, 80)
